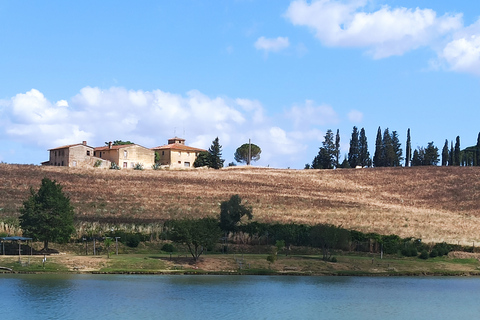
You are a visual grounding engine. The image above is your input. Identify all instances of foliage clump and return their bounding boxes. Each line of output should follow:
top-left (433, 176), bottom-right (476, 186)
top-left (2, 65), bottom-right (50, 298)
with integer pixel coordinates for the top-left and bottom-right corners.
top-left (19, 178), bottom-right (75, 251)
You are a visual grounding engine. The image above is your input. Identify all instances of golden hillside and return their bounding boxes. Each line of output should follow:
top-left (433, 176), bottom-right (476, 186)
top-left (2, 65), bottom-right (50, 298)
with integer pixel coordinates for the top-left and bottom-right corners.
top-left (0, 163), bottom-right (479, 244)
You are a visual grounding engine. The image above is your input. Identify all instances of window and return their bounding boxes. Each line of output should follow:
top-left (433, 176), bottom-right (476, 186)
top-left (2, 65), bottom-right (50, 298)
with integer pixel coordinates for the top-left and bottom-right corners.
top-left (162, 151), bottom-right (164, 155)
top-left (178, 152), bottom-right (181, 156)
top-left (184, 162), bottom-right (190, 167)
top-left (87, 150), bottom-right (91, 156)
top-left (178, 161), bottom-right (181, 164)
top-left (131, 162), bottom-right (135, 168)
top-left (187, 152), bottom-right (190, 156)
top-left (124, 150), bottom-right (128, 159)
top-left (73, 161), bottom-right (77, 167)
top-left (123, 162), bottom-right (128, 168)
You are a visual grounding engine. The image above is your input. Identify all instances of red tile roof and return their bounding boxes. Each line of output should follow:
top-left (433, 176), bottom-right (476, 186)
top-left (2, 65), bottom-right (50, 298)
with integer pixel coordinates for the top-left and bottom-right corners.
top-left (94, 144), bottom-right (136, 151)
top-left (49, 143), bottom-right (93, 151)
top-left (152, 143), bottom-right (206, 152)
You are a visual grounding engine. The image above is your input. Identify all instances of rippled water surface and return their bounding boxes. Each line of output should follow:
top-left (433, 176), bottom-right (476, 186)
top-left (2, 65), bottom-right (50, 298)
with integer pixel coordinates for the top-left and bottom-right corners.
top-left (1, 274), bottom-right (480, 319)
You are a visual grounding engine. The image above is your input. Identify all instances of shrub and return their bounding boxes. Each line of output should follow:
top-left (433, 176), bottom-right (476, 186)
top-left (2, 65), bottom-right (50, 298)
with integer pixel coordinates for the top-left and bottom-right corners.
top-left (401, 246), bottom-right (418, 257)
top-left (125, 234), bottom-right (141, 247)
top-left (152, 163), bottom-right (161, 170)
top-left (429, 249), bottom-right (438, 258)
top-left (134, 163), bottom-right (144, 170)
top-left (433, 242), bottom-right (452, 256)
top-left (330, 256), bottom-right (337, 263)
top-left (94, 160), bottom-right (102, 167)
top-left (161, 243), bottom-right (176, 252)
top-left (110, 162), bottom-right (120, 170)
top-left (419, 250), bottom-right (429, 260)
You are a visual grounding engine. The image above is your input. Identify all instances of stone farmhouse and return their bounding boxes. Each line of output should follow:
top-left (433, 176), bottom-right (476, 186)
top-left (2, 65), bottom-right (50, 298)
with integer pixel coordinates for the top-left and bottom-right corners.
top-left (152, 137), bottom-right (206, 169)
top-left (42, 141), bottom-right (109, 168)
top-left (94, 142), bottom-right (155, 169)
top-left (43, 138), bottom-right (205, 169)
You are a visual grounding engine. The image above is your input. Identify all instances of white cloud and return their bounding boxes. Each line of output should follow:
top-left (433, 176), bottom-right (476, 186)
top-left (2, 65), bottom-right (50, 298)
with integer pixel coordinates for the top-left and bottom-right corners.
top-left (347, 109), bottom-right (363, 123)
top-left (440, 20), bottom-right (480, 75)
top-left (285, 0), bottom-right (462, 58)
top-left (0, 87), bottom-right (359, 168)
top-left (286, 100), bottom-right (338, 128)
top-left (254, 36), bottom-right (290, 53)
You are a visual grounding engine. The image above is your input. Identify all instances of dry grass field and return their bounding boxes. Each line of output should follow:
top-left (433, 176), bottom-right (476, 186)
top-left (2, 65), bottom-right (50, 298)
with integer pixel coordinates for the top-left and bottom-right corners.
top-left (0, 163), bottom-right (479, 245)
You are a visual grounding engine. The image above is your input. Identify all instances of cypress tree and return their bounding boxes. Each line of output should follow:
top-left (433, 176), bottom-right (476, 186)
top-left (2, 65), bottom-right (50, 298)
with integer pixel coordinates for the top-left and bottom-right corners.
top-left (382, 128), bottom-right (395, 167)
top-left (391, 130), bottom-right (402, 167)
top-left (348, 126), bottom-right (359, 168)
top-left (358, 128), bottom-right (371, 167)
top-left (454, 136), bottom-right (461, 166)
top-left (335, 129), bottom-right (341, 168)
top-left (449, 141), bottom-right (454, 166)
top-left (405, 128), bottom-right (411, 167)
top-left (373, 127), bottom-right (383, 167)
top-left (442, 139), bottom-right (449, 166)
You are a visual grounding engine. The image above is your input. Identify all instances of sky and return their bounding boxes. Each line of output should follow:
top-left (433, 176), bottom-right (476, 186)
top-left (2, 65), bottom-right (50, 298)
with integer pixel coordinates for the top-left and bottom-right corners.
top-left (1, 0), bottom-right (480, 169)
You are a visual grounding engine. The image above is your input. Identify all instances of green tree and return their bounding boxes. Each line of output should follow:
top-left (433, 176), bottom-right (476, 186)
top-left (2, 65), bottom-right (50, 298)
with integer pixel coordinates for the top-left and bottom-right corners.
top-left (358, 128), bottom-right (371, 167)
top-left (169, 218), bottom-right (221, 261)
top-left (193, 151), bottom-right (211, 168)
top-left (219, 194), bottom-right (253, 234)
top-left (348, 126), bottom-right (359, 168)
top-left (208, 137), bottom-right (225, 169)
top-left (442, 139), bottom-right (449, 166)
top-left (405, 128), bottom-right (411, 167)
top-left (391, 130), bottom-right (403, 166)
top-left (449, 141), bottom-right (454, 166)
top-left (424, 142), bottom-right (439, 165)
top-left (382, 128), bottom-right (395, 167)
top-left (312, 129), bottom-right (335, 169)
top-left (476, 132), bottom-right (480, 166)
top-left (373, 127), bottom-right (383, 167)
top-left (19, 178), bottom-right (75, 251)
top-left (104, 237), bottom-right (113, 258)
top-left (105, 140), bottom-right (134, 146)
top-left (334, 129), bottom-right (341, 168)
top-left (234, 143), bottom-right (261, 165)
top-left (454, 136), bottom-right (461, 166)
top-left (411, 148), bottom-right (422, 166)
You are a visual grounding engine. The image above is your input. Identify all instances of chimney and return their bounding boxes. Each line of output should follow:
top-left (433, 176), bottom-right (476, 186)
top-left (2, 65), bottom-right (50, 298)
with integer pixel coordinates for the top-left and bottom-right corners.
top-left (82, 141), bottom-right (87, 146)
top-left (109, 141), bottom-right (112, 149)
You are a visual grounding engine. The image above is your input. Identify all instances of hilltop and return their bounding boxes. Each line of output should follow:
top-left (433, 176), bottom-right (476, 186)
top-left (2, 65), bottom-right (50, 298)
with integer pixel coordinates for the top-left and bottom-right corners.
top-left (0, 163), bottom-right (479, 245)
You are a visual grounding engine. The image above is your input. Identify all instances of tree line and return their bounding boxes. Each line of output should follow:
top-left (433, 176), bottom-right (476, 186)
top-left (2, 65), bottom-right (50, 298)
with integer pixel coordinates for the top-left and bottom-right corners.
top-left (308, 127), bottom-right (480, 169)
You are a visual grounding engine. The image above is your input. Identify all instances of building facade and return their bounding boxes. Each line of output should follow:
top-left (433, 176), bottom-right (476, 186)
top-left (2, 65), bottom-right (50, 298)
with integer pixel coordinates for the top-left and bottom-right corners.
top-left (152, 137), bottom-right (206, 168)
top-left (43, 141), bottom-right (107, 168)
top-left (94, 143), bottom-right (155, 169)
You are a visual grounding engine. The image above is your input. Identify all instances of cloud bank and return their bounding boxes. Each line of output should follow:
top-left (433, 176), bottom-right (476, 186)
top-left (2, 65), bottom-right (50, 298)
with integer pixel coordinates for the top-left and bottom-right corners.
top-left (0, 87), bottom-right (352, 168)
top-left (284, 0), bottom-right (480, 75)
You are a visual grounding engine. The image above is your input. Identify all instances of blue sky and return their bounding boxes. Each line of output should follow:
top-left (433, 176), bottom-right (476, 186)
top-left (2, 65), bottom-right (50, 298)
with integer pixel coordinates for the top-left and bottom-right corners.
top-left (1, 0), bottom-right (480, 168)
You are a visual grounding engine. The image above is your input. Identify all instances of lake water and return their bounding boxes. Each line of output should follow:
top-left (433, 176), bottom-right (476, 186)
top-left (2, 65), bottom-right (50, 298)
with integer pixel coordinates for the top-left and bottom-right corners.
top-left (1, 274), bottom-right (479, 319)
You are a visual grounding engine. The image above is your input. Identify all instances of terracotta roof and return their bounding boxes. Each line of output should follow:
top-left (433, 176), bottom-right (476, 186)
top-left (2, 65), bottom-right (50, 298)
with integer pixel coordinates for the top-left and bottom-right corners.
top-left (94, 144), bottom-right (136, 151)
top-left (49, 143), bottom-right (93, 151)
top-left (152, 143), bottom-right (206, 152)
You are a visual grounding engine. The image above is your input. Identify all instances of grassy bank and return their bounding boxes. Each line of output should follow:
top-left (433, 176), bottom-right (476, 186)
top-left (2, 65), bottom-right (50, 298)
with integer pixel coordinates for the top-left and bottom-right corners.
top-left (1, 246), bottom-right (480, 276)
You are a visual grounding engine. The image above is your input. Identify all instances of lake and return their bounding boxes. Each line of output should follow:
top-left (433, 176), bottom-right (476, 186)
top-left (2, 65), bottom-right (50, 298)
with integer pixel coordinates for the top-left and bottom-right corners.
top-left (1, 274), bottom-right (479, 319)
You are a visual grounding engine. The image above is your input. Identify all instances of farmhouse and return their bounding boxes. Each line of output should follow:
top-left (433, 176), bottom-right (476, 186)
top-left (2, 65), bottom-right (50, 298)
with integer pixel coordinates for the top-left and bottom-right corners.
top-left (94, 142), bottom-right (155, 169)
top-left (152, 137), bottom-right (206, 168)
top-left (43, 141), bottom-right (108, 168)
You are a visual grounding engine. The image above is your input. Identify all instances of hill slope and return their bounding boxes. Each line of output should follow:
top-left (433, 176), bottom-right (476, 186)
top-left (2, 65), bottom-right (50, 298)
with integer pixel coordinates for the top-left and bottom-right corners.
top-left (0, 164), bottom-right (479, 244)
